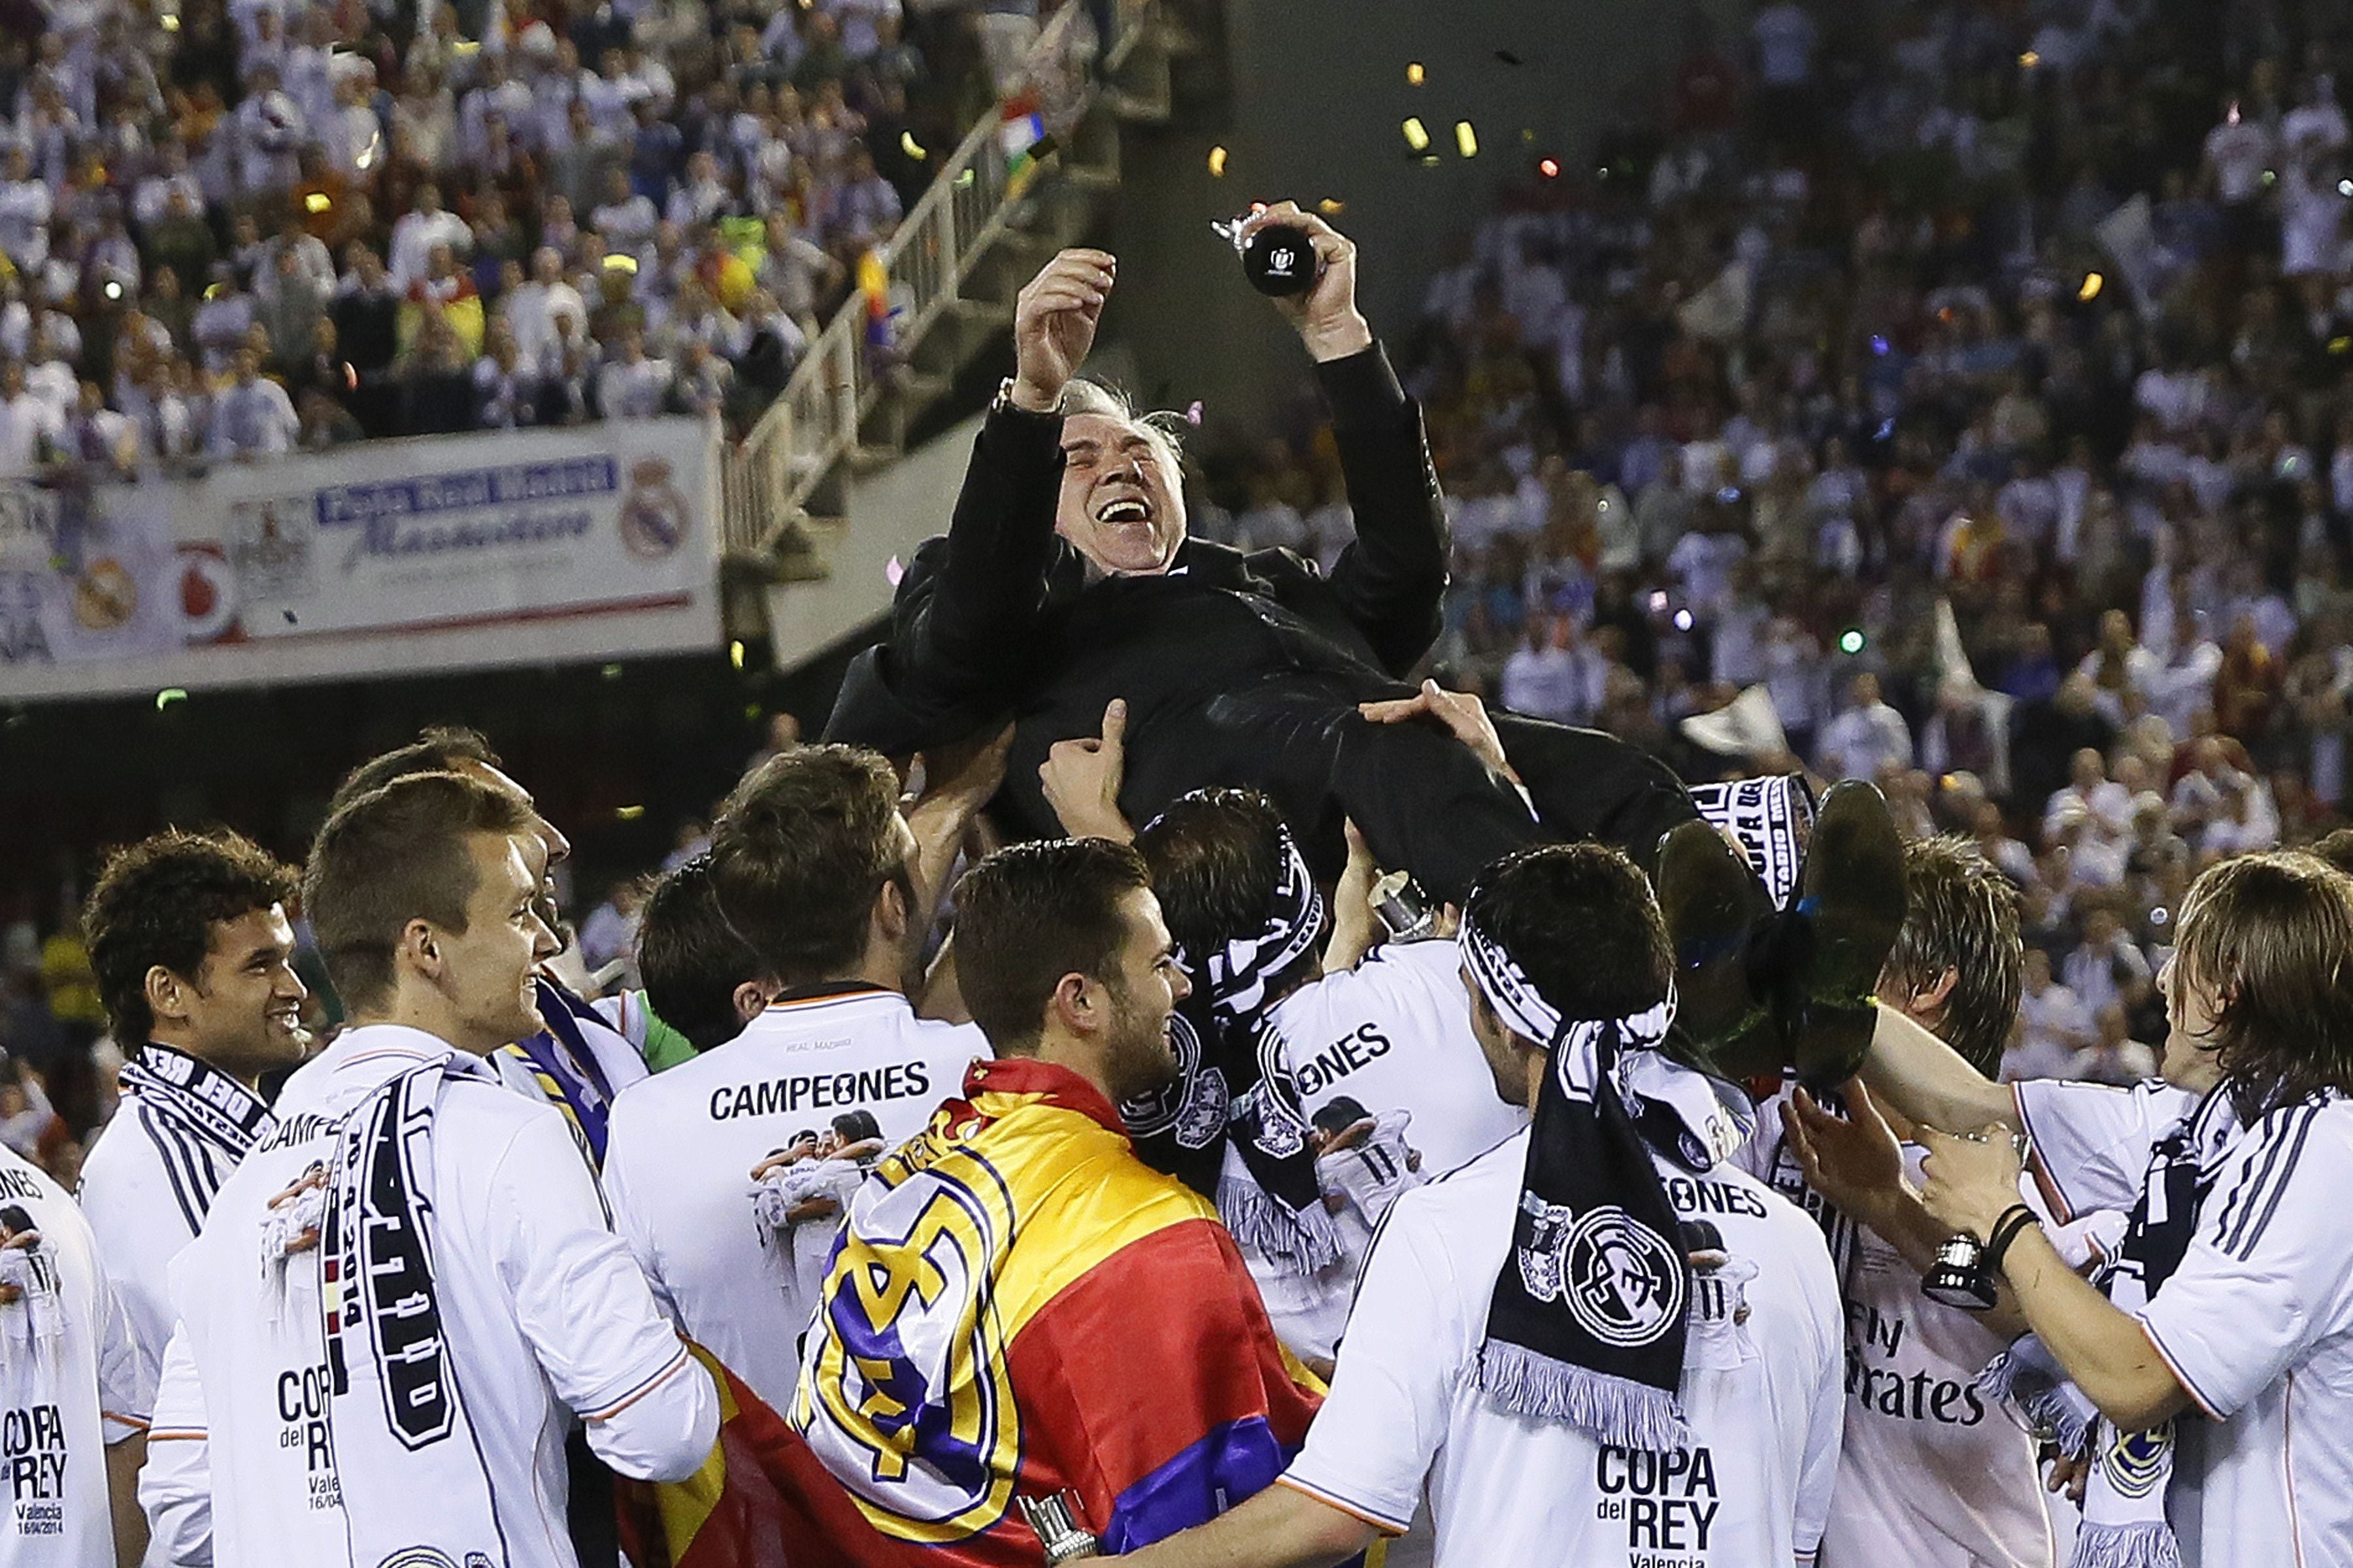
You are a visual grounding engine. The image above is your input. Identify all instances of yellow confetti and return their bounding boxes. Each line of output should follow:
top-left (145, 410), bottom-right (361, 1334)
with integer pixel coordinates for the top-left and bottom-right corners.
top-left (900, 131), bottom-right (926, 161)
top-left (1403, 118), bottom-right (1430, 152)
top-left (2019, 50), bottom-right (2040, 67)
top-left (2077, 272), bottom-right (2103, 301)
top-left (1455, 121), bottom-right (1479, 158)
top-left (616, 805), bottom-right (646, 821)
top-left (1208, 144), bottom-right (1228, 177)
top-left (1406, 62), bottom-right (1424, 85)
top-left (1318, 197), bottom-right (1344, 215)
top-left (304, 192), bottom-right (331, 213)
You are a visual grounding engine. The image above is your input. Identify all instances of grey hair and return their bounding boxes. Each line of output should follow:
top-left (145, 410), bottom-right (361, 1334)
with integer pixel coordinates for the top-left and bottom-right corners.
top-left (1062, 378), bottom-right (1189, 475)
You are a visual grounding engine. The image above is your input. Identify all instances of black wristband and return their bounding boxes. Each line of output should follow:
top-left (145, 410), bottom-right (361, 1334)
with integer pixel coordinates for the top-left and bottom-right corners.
top-left (1980, 1203), bottom-right (2039, 1276)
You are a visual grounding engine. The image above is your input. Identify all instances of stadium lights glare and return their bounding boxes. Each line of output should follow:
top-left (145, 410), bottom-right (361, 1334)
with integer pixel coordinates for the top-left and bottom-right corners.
top-left (1403, 118), bottom-right (1431, 152)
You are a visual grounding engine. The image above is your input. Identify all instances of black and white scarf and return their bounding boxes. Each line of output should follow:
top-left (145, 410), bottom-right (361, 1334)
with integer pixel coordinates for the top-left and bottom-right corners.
top-left (1124, 817), bottom-right (1341, 1275)
top-left (1980, 1086), bottom-right (2243, 1568)
top-left (1687, 775), bottom-right (1816, 910)
top-left (1461, 911), bottom-right (1753, 1452)
top-left (311, 1058), bottom-right (505, 1566)
top-left (121, 1044), bottom-right (278, 1233)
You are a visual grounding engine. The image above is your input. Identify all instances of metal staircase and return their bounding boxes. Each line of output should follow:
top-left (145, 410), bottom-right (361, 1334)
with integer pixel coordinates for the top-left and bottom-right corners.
top-left (719, 0), bottom-right (1185, 656)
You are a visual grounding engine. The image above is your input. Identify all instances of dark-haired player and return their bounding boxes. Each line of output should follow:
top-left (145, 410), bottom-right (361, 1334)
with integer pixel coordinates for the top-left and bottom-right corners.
top-left (601, 742), bottom-right (995, 1411)
top-left (80, 829), bottom-right (308, 1393)
top-left (1119, 843), bottom-right (1843, 1568)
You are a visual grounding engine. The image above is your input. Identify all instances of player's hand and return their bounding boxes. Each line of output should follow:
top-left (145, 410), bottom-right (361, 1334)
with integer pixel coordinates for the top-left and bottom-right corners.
top-left (1011, 248), bottom-right (1114, 409)
top-left (1237, 201), bottom-right (1371, 361)
top-left (1323, 819), bottom-right (1380, 972)
top-left (1041, 699), bottom-right (1133, 842)
top-left (913, 723), bottom-right (1014, 822)
top-left (1917, 1123), bottom-right (2028, 1241)
top-left (2045, 1444), bottom-right (2091, 1505)
top-left (1359, 679), bottom-right (1518, 782)
top-left (1784, 1082), bottom-right (1907, 1219)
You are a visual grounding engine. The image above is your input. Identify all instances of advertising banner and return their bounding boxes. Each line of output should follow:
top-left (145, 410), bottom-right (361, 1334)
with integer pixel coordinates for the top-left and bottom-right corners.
top-left (0, 418), bottom-right (722, 701)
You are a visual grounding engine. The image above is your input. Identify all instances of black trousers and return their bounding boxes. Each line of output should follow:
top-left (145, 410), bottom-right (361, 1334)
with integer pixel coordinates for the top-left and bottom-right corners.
top-left (1116, 672), bottom-right (1699, 902)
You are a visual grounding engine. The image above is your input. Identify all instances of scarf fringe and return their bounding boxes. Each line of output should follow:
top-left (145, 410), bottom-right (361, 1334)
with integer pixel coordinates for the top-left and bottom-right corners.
top-left (2070, 1522), bottom-right (2183, 1568)
top-left (1478, 1341), bottom-right (1689, 1452)
top-left (1977, 1347), bottom-right (2095, 1455)
top-left (1217, 1172), bottom-right (1343, 1273)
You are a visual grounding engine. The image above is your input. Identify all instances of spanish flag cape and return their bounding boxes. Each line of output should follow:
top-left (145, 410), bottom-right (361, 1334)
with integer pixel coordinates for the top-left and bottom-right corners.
top-left (773, 1054), bottom-right (1324, 1564)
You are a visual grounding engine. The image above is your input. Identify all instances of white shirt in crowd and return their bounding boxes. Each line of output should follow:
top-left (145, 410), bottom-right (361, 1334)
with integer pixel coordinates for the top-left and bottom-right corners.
top-left (602, 986), bottom-right (987, 1412)
top-left (206, 376), bottom-right (299, 457)
top-left (0, 1143), bottom-right (148, 1568)
top-left (1281, 1131), bottom-right (1844, 1567)
top-left (1816, 700), bottom-right (1914, 782)
top-left (2007, 979), bottom-right (2097, 1082)
top-left (148, 1026), bottom-right (716, 1568)
top-left (386, 207), bottom-right (471, 290)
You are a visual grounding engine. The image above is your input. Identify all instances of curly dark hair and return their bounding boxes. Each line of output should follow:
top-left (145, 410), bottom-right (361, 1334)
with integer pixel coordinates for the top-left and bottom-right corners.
top-left (84, 829), bottom-right (300, 1047)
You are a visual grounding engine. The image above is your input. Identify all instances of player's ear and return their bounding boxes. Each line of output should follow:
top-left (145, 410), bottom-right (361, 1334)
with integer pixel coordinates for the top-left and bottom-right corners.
top-left (733, 980), bottom-right (769, 1025)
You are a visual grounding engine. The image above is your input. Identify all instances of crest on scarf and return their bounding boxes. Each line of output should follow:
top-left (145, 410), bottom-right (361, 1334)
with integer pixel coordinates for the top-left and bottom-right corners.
top-left (2100, 1426), bottom-right (2172, 1500)
top-left (1516, 1198), bottom-right (1687, 1350)
top-left (1118, 1011), bottom-right (1228, 1152)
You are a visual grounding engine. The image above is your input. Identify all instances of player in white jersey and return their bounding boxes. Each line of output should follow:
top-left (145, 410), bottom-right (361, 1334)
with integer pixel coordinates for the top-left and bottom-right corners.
top-left (1739, 835), bottom-right (2054, 1568)
top-left (603, 742), bottom-right (996, 1411)
top-left (1120, 844), bottom-right (1844, 1568)
top-left (0, 1141), bottom-right (150, 1567)
top-left (1863, 851), bottom-right (2353, 1568)
top-left (142, 770), bottom-right (716, 1568)
top-left (77, 829), bottom-right (310, 1405)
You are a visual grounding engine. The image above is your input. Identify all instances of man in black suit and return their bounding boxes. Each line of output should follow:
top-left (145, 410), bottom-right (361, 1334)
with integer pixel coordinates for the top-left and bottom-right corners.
top-left (824, 203), bottom-right (1692, 900)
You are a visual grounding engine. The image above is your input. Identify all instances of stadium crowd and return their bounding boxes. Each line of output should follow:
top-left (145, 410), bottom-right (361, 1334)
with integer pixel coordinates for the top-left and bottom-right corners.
top-left (1188, 0), bottom-right (2353, 1089)
top-left (8, 0), bottom-right (2353, 1565)
top-left (0, 0), bottom-right (1097, 475)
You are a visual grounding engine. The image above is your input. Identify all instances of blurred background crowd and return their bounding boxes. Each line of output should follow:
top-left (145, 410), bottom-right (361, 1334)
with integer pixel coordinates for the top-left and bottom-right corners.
top-left (0, 0), bottom-right (1111, 471)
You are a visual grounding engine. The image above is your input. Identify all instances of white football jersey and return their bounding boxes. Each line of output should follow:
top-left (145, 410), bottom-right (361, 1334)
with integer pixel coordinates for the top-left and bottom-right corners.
top-left (602, 986), bottom-right (986, 1410)
top-left (161, 1026), bottom-right (716, 1568)
top-left (1283, 1131), bottom-right (1844, 1567)
top-left (0, 1143), bottom-right (148, 1567)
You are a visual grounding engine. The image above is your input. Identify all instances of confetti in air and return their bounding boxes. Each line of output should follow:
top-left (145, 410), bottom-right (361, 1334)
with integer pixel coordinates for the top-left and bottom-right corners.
top-left (1185, 401), bottom-right (1204, 425)
top-left (886, 556), bottom-right (905, 587)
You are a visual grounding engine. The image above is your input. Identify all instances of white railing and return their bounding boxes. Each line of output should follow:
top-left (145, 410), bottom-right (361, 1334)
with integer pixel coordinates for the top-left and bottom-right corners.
top-left (725, 0), bottom-right (1152, 558)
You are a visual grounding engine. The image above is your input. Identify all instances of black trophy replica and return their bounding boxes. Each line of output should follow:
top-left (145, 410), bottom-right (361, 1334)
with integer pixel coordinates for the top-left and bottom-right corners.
top-left (1921, 1233), bottom-right (2000, 1311)
top-left (1212, 215), bottom-right (1323, 296)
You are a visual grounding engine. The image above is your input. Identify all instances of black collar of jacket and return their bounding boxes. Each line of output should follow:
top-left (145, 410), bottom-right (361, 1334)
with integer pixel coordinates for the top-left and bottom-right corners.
top-left (1041, 536), bottom-right (1276, 601)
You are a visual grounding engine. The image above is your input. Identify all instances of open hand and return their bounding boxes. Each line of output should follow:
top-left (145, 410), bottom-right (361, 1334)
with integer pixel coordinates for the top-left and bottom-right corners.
top-left (1359, 679), bottom-right (1516, 781)
top-left (1784, 1082), bottom-right (1907, 1220)
top-left (1012, 248), bottom-right (1115, 409)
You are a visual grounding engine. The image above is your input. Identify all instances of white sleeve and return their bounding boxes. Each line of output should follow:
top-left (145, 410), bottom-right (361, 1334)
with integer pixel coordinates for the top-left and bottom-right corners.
top-left (140, 1325), bottom-right (212, 1566)
top-left (2139, 1108), bottom-right (2353, 1420)
top-left (597, 1099), bottom-right (676, 1326)
top-left (2014, 1078), bottom-right (2182, 1220)
top-left (80, 1156), bottom-right (178, 1407)
top-left (488, 1107), bottom-right (718, 1481)
top-left (1791, 1246), bottom-right (1844, 1563)
top-left (96, 1266), bottom-right (154, 1442)
top-left (1278, 1198), bottom-right (1461, 1533)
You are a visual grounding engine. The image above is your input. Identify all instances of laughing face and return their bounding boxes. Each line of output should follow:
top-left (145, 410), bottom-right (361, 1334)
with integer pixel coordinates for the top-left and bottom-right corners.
top-left (1056, 412), bottom-right (1186, 576)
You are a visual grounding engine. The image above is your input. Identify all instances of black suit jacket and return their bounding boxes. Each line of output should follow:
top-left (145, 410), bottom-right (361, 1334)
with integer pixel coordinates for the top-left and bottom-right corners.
top-left (825, 342), bottom-right (1450, 841)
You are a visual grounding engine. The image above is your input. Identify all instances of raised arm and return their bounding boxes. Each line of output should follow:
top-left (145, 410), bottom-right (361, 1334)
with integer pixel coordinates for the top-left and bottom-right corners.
top-left (826, 252), bottom-right (1113, 748)
top-left (1243, 203), bottom-right (1448, 675)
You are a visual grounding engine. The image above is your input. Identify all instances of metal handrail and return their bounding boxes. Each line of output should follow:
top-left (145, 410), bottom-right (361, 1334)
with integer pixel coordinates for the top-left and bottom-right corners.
top-left (725, 0), bottom-right (1152, 558)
